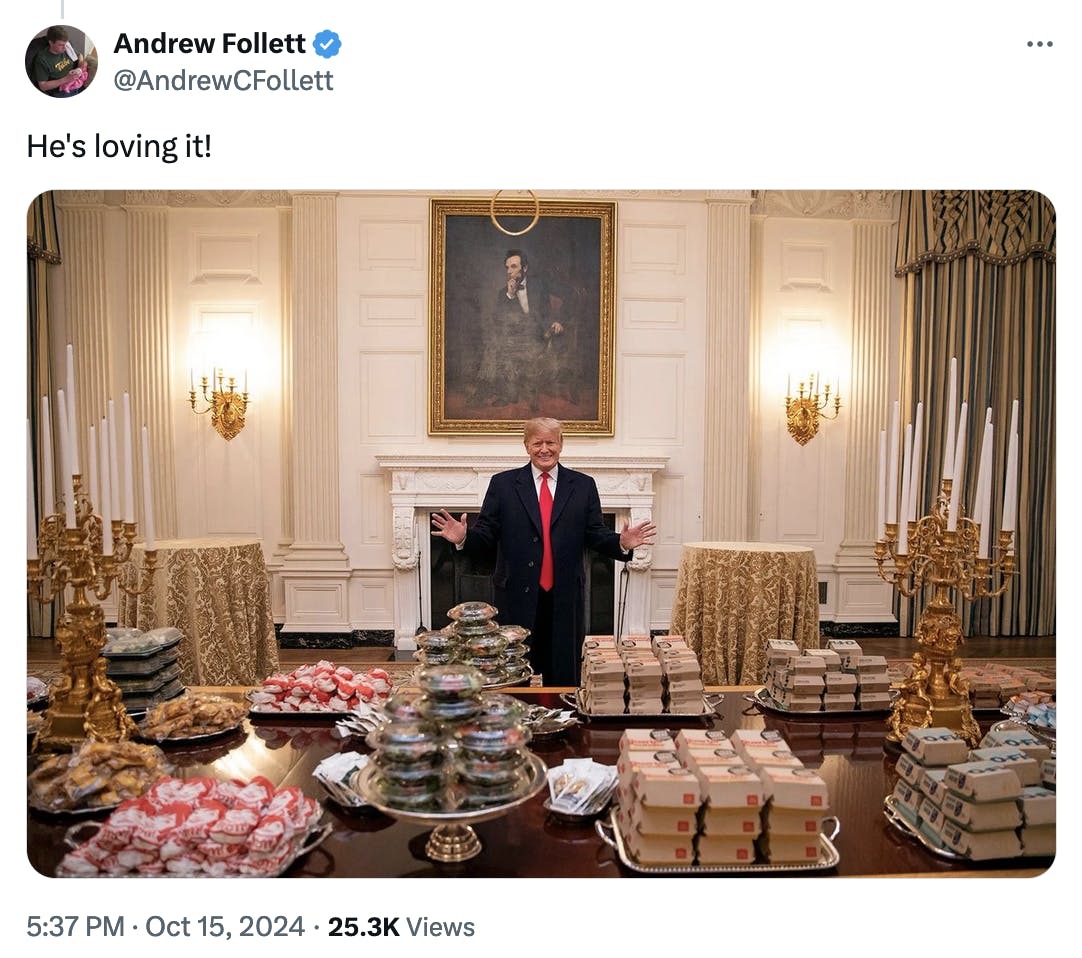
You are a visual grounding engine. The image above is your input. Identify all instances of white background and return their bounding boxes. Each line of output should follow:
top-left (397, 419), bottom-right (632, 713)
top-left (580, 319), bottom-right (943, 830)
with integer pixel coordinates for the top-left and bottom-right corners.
top-left (7, 0), bottom-right (1073, 947)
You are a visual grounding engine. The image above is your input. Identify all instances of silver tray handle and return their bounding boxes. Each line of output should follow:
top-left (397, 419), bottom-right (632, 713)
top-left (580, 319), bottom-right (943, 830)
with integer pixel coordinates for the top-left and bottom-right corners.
top-left (703, 692), bottom-right (725, 717)
top-left (63, 820), bottom-right (102, 849)
top-left (594, 817), bottom-right (618, 851)
top-left (823, 815), bottom-right (841, 842)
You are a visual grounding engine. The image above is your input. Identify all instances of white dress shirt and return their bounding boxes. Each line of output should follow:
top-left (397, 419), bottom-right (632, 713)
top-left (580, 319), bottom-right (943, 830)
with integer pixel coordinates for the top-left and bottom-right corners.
top-left (531, 462), bottom-right (558, 501)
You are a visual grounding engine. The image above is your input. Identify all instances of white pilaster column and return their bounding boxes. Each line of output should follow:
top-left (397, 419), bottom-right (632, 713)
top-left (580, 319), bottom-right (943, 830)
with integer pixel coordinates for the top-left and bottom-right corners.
top-left (57, 201), bottom-right (112, 471)
top-left (126, 206), bottom-right (178, 542)
top-left (703, 194), bottom-right (753, 539)
top-left (833, 212), bottom-right (896, 621)
top-left (281, 192), bottom-right (351, 633)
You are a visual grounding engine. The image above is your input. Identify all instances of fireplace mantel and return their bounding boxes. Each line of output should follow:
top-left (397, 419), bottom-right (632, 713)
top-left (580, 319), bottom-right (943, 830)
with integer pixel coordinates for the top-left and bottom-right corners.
top-left (375, 454), bottom-right (668, 649)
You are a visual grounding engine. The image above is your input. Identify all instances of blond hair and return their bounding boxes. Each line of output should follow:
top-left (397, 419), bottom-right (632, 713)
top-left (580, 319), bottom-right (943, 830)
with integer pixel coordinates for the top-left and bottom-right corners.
top-left (523, 417), bottom-right (563, 442)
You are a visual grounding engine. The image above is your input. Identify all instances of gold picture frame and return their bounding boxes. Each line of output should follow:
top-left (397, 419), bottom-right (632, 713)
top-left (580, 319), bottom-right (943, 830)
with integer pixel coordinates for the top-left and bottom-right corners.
top-left (429, 197), bottom-right (616, 435)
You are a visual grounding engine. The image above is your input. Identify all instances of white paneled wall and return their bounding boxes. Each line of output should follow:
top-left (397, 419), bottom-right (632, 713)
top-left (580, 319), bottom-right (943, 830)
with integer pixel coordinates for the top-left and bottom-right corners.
top-left (168, 207), bottom-right (283, 545)
top-left (48, 190), bottom-right (900, 637)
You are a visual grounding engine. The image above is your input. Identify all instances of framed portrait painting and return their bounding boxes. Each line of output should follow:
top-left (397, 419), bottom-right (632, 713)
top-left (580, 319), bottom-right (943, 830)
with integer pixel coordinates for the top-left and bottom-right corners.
top-left (429, 197), bottom-right (616, 435)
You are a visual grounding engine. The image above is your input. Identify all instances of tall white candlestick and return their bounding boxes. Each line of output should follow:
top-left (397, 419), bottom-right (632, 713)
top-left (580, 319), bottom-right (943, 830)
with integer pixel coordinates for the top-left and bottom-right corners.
top-left (27, 420), bottom-right (38, 561)
top-left (56, 391), bottom-right (75, 528)
top-left (88, 425), bottom-right (99, 511)
top-left (1007, 398), bottom-right (1019, 447)
top-left (55, 385), bottom-right (68, 482)
top-left (40, 395), bottom-right (55, 517)
top-left (107, 399), bottom-right (121, 518)
top-left (898, 423), bottom-right (913, 554)
top-left (122, 393), bottom-right (135, 522)
top-left (141, 426), bottom-right (156, 550)
top-left (876, 429), bottom-right (887, 539)
top-left (977, 422), bottom-right (993, 558)
top-left (947, 402), bottom-right (968, 531)
top-left (886, 400), bottom-right (900, 524)
top-left (66, 343), bottom-right (79, 475)
top-left (99, 419), bottom-right (113, 555)
top-left (943, 357), bottom-right (957, 480)
top-left (907, 402), bottom-right (924, 523)
top-left (1002, 426), bottom-right (1019, 535)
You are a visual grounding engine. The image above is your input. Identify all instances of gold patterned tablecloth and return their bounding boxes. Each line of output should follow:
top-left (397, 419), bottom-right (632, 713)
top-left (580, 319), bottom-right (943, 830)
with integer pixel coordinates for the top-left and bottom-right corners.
top-left (670, 541), bottom-right (819, 685)
top-left (117, 537), bottom-right (279, 686)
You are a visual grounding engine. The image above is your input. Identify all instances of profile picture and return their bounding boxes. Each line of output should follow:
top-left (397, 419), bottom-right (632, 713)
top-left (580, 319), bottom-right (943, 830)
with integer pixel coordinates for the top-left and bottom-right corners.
top-left (26, 25), bottom-right (98, 97)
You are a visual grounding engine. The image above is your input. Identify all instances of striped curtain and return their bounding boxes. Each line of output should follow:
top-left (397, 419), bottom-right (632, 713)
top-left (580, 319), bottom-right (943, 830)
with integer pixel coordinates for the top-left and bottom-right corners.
top-left (28, 192), bottom-right (62, 638)
top-left (895, 190), bottom-right (1055, 636)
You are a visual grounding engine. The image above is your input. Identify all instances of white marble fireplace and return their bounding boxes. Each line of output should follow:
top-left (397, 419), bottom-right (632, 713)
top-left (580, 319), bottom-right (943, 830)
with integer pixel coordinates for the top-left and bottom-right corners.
top-left (375, 455), bottom-right (668, 651)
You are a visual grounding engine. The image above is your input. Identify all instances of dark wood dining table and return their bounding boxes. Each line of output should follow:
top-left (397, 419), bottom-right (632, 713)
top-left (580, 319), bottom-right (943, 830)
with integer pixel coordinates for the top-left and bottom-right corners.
top-left (27, 687), bottom-right (1049, 879)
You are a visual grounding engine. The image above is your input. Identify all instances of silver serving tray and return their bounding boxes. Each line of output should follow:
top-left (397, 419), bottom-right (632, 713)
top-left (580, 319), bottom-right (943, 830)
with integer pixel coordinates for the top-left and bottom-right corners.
top-left (137, 718), bottom-right (246, 746)
top-left (247, 688), bottom-right (378, 721)
top-left (882, 795), bottom-right (969, 861)
top-left (596, 807), bottom-right (841, 875)
top-left (746, 686), bottom-right (898, 718)
top-left (56, 815), bottom-right (332, 877)
top-left (561, 690), bottom-right (724, 721)
top-left (996, 709), bottom-right (1056, 747)
top-left (351, 751), bottom-right (547, 823)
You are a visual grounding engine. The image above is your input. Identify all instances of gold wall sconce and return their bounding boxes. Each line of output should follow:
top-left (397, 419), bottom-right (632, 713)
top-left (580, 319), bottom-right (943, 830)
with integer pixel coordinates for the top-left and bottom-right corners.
top-left (189, 369), bottom-right (249, 440)
top-left (785, 373), bottom-right (841, 445)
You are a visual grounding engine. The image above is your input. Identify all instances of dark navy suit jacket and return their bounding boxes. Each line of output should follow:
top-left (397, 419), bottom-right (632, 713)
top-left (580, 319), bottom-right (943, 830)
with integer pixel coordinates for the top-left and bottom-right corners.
top-left (462, 463), bottom-right (630, 685)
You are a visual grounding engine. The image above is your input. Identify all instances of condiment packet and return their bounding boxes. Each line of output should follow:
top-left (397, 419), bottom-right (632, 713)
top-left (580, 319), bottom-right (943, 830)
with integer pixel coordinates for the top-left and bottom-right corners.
top-left (547, 759), bottom-right (618, 813)
top-left (314, 751), bottom-right (370, 806)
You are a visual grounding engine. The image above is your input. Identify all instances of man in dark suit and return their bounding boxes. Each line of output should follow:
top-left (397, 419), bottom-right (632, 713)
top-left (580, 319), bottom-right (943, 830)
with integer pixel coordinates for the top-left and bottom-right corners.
top-left (431, 417), bottom-right (656, 686)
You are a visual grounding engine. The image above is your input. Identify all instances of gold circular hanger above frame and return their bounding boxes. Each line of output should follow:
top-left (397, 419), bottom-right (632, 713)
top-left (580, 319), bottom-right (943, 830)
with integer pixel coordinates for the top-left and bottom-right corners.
top-left (489, 190), bottom-right (541, 236)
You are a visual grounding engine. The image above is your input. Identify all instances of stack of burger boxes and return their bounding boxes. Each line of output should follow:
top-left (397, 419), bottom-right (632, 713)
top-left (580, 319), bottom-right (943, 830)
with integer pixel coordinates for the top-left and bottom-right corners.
top-left (580, 635), bottom-right (707, 715)
top-left (614, 726), bottom-right (833, 866)
top-left (809, 647), bottom-right (857, 711)
top-left (678, 729), bottom-right (763, 863)
top-left (765, 653), bottom-right (827, 711)
top-left (580, 636), bottom-right (626, 714)
top-left (621, 636), bottom-right (665, 714)
top-left (614, 728), bottom-right (697, 864)
top-left (731, 730), bottom-right (831, 864)
top-left (850, 656), bottom-right (892, 710)
top-left (655, 636), bottom-right (706, 713)
top-left (890, 725), bottom-right (1056, 860)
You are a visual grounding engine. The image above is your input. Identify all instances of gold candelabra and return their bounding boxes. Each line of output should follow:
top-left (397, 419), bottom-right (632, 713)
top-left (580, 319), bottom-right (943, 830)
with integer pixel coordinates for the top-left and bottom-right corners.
top-left (27, 474), bottom-right (157, 753)
top-left (785, 374), bottom-right (841, 446)
top-left (875, 478), bottom-right (1015, 746)
top-left (189, 370), bottom-right (249, 440)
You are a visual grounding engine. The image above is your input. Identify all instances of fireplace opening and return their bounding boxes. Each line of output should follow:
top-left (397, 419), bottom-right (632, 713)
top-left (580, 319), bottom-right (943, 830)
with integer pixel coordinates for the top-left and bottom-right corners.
top-left (428, 512), bottom-right (617, 634)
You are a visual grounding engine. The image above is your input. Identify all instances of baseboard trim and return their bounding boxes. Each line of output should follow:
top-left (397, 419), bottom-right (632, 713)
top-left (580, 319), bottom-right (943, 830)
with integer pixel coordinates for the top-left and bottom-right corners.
top-left (274, 625), bottom-right (395, 649)
top-left (819, 621), bottom-right (901, 638)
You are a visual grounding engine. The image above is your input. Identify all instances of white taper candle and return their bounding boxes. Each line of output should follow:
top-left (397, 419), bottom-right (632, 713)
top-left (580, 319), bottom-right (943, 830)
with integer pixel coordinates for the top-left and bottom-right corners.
top-left (57, 389), bottom-right (75, 528)
top-left (886, 401), bottom-right (900, 524)
top-left (947, 402), bottom-right (968, 531)
top-left (66, 343), bottom-right (79, 475)
top-left (977, 422), bottom-right (993, 558)
top-left (88, 424), bottom-right (99, 511)
top-left (122, 393), bottom-right (135, 522)
top-left (99, 418), bottom-right (113, 555)
top-left (41, 395), bottom-right (54, 517)
top-left (898, 423), bottom-right (913, 554)
top-left (1002, 424), bottom-right (1019, 535)
top-left (27, 420), bottom-right (38, 561)
top-left (107, 399), bottom-right (121, 519)
top-left (908, 402), bottom-right (924, 522)
top-left (876, 429), bottom-right (887, 539)
top-left (141, 425), bottom-right (156, 550)
top-left (943, 357), bottom-right (957, 480)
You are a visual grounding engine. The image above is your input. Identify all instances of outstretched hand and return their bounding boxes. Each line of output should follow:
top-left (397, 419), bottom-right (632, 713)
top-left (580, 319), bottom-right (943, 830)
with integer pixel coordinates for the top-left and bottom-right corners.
top-left (619, 519), bottom-right (657, 552)
top-left (431, 509), bottom-right (468, 545)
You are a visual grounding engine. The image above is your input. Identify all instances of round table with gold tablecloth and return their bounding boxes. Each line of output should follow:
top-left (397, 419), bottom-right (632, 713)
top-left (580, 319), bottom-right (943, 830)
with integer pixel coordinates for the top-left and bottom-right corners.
top-left (117, 537), bottom-right (279, 686)
top-left (669, 541), bottom-right (819, 685)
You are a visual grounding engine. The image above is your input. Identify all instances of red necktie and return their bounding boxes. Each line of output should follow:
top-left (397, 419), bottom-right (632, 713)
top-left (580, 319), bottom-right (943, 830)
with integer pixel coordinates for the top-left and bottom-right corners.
top-left (539, 471), bottom-right (554, 591)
